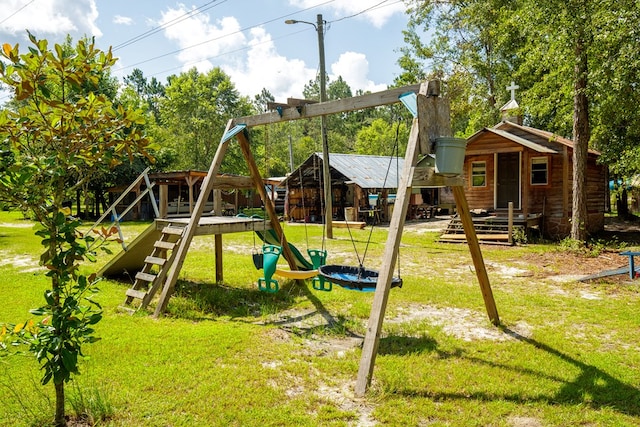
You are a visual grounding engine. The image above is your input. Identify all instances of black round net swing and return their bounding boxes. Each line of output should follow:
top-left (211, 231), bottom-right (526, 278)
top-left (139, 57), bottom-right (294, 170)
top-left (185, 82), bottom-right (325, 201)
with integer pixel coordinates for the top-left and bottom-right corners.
top-left (317, 265), bottom-right (402, 292)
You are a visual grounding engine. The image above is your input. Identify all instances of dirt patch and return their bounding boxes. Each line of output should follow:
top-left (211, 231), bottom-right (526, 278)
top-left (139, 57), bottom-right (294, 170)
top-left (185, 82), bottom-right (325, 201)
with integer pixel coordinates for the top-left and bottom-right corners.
top-left (388, 304), bottom-right (532, 342)
top-left (1, 252), bottom-right (42, 273)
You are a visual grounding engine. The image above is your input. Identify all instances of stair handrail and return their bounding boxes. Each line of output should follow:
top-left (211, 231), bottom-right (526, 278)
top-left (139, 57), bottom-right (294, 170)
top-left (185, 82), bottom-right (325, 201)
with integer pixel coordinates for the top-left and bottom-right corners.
top-left (84, 167), bottom-right (158, 251)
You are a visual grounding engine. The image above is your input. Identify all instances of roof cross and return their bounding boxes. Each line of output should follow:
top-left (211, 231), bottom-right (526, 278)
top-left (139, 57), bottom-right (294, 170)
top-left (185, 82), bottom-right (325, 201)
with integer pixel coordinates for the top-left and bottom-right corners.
top-left (506, 81), bottom-right (520, 101)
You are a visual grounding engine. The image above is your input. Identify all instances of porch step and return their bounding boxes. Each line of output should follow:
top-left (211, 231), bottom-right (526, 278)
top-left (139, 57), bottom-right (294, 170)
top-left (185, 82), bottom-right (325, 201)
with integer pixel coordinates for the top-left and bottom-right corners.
top-left (439, 216), bottom-right (520, 245)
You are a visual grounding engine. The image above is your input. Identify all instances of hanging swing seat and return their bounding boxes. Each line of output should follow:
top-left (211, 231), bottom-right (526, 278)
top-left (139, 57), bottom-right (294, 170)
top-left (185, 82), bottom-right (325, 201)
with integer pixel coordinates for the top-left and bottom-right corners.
top-left (274, 268), bottom-right (319, 280)
top-left (318, 265), bottom-right (403, 292)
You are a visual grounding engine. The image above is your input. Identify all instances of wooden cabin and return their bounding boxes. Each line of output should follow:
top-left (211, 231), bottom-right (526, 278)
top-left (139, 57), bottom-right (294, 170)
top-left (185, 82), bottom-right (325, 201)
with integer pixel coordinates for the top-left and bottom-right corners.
top-left (281, 153), bottom-right (451, 223)
top-left (463, 120), bottom-right (607, 238)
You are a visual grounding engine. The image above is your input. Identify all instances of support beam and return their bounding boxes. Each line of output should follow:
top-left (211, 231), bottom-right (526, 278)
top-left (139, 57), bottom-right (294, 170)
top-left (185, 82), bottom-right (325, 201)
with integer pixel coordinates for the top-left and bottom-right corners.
top-left (355, 115), bottom-right (421, 397)
top-left (452, 185), bottom-right (500, 326)
top-left (236, 130), bottom-right (300, 274)
top-left (232, 84), bottom-right (421, 128)
top-left (154, 120), bottom-right (235, 317)
top-left (355, 79), bottom-right (500, 397)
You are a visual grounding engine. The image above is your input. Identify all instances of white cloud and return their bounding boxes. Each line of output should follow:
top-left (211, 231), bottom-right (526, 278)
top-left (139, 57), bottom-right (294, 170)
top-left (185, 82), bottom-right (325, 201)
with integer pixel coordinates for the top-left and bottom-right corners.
top-left (159, 5), bottom-right (246, 69)
top-left (155, 4), bottom-right (387, 99)
top-left (288, 0), bottom-right (406, 28)
top-left (222, 27), bottom-right (315, 100)
top-left (113, 15), bottom-right (133, 26)
top-left (0, 0), bottom-right (101, 38)
top-left (330, 51), bottom-right (386, 93)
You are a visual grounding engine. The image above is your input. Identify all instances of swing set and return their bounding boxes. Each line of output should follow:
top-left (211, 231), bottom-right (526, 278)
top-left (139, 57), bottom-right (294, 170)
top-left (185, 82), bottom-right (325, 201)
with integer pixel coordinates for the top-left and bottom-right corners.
top-left (146, 81), bottom-right (499, 396)
top-left (251, 114), bottom-right (407, 294)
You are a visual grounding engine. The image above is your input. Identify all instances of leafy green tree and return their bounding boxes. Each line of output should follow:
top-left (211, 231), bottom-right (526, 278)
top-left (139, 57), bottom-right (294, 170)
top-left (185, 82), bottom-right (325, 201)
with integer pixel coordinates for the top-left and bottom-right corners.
top-left (124, 68), bottom-right (165, 122)
top-left (159, 67), bottom-right (253, 173)
top-left (0, 33), bottom-right (153, 426)
top-left (399, 0), bottom-right (521, 136)
top-left (402, 0), bottom-right (640, 238)
top-left (355, 118), bottom-right (409, 156)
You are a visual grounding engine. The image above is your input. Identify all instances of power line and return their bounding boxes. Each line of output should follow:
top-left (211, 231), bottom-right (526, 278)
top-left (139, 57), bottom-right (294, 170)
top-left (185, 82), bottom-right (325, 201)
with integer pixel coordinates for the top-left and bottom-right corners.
top-left (0, 0), bottom-right (36, 26)
top-left (119, 0), bottom-right (335, 73)
top-left (142, 0), bottom-right (405, 81)
top-left (329, 0), bottom-right (404, 25)
top-left (113, 0), bottom-right (227, 51)
top-left (144, 27), bottom-right (311, 79)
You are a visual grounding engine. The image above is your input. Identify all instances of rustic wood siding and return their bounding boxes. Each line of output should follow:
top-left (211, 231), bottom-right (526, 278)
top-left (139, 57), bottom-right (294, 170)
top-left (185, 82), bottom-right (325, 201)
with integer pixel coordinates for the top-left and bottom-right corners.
top-left (463, 154), bottom-right (495, 210)
top-left (464, 130), bottom-right (606, 238)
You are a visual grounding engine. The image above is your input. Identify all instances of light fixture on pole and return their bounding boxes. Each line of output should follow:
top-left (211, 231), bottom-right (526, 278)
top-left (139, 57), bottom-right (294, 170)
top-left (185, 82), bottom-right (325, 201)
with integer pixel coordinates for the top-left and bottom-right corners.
top-left (285, 14), bottom-right (333, 239)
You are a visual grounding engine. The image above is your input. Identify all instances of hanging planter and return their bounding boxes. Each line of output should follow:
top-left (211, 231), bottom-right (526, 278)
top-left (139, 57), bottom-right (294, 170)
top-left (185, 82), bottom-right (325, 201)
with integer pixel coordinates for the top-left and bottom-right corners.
top-left (435, 137), bottom-right (467, 176)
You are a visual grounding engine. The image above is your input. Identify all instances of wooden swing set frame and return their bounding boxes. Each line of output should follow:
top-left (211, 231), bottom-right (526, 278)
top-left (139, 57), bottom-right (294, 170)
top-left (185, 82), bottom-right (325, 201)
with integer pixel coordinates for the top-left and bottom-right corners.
top-left (152, 80), bottom-right (500, 396)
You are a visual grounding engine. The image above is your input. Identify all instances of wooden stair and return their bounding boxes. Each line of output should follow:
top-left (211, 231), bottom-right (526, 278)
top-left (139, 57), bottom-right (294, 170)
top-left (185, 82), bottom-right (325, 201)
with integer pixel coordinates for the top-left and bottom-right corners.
top-left (122, 224), bottom-right (186, 311)
top-left (439, 216), bottom-right (519, 245)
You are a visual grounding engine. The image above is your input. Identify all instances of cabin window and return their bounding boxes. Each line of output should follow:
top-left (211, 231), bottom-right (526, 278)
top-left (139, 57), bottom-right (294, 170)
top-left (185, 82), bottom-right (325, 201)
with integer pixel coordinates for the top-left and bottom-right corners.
top-left (531, 157), bottom-right (548, 185)
top-left (471, 162), bottom-right (486, 187)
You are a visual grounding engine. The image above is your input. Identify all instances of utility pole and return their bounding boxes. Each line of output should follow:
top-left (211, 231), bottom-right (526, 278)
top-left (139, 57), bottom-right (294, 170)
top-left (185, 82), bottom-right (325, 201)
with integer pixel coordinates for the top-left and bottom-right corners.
top-left (317, 14), bottom-right (333, 237)
top-left (286, 14), bottom-right (333, 238)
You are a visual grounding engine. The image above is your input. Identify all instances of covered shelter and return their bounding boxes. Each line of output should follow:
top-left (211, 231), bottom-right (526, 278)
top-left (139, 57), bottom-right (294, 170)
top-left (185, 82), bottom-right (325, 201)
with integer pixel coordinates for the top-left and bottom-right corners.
top-left (282, 153), bottom-right (446, 223)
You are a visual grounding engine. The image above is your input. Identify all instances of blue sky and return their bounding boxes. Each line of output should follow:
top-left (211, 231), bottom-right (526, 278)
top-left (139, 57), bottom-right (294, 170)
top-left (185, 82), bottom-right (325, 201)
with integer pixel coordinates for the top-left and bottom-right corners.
top-left (0, 0), bottom-right (412, 100)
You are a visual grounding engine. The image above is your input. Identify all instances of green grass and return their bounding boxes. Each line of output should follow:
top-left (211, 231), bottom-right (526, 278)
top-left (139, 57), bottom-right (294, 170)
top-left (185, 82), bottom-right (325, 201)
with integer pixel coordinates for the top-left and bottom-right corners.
top-left (1, 211), bottom-right (640, 426)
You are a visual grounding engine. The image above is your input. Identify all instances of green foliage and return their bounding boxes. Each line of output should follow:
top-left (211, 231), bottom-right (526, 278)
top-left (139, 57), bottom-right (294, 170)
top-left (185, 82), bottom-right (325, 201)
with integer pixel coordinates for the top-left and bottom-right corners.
top-left (67, 380), bottom-right (114, 425)
top-left (159, 67), bottom-right (253, 172)
top-left (0, 32), bottom-right (153, 426)
top-left (355, 118), bottom-right (409, 156)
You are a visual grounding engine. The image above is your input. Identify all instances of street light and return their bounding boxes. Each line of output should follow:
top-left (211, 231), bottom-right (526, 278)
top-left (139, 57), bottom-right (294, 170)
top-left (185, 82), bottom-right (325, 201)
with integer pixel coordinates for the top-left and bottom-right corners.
top-left (286, 14), bottom-right (333, 239)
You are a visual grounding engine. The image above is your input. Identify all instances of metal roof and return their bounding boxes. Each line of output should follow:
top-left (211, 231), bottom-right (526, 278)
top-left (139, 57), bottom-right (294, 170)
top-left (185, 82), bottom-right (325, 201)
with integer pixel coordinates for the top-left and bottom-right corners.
top-left (282, 153), bottom-right (403, 190)
top-left (328, 153), bottom-right (403, 189)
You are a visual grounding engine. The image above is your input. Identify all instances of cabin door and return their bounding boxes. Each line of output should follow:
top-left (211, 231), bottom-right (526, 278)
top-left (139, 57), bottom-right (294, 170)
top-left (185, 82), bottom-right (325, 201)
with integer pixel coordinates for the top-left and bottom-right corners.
top-left (496, 152), bottom-right (521, 209)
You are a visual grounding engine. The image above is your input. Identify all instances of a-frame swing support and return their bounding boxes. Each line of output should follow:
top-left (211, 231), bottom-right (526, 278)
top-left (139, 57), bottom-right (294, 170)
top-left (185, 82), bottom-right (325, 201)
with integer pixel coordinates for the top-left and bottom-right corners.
top-left (151, 80), bottom-right (499, 396)
top-left (355, 80), bottom-right (499, 396)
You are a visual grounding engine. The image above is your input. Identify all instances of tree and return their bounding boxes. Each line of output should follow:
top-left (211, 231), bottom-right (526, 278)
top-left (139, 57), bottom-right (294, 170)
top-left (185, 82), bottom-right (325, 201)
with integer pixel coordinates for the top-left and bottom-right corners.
top-left (355, 118), bottom-right (409, 156)
top-left (399, 0), bottom-right (522, 136)
top-left (0, 33), bottom-right (153, 426)
top-left (402, 0), bottom-right (640, 240)
top-left (159, 67), bottom-right (253, 173)
top-left (123, 68), bottom-right (165, 122)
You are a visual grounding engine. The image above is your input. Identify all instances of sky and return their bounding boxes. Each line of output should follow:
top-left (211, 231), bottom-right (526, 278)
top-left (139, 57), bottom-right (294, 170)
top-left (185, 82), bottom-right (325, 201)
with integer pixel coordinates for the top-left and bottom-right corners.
top-left (0, 0), bottom-right (412, 101)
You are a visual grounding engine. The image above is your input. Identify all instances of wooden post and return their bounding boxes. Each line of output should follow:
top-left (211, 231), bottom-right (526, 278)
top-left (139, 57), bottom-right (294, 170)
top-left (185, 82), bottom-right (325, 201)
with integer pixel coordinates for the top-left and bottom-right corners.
top-left (452, 185), bottom-right (500, 325)
top-left (508, 201), bottom-right (514, 245)
top-left (236, 131), bottom-right (300, 274)
top-left (356, 79), bottom-right (500, 396)
top-left (159, 184), bottom-right (168, 219)
top-left (355, 111), bottom-right (422, 397)
top-left (154, 121), bottom-right (235, 317)
top-left (215, 235), bottom-right (223, 283)
top-left (214, 189), bottom-right (223, 283)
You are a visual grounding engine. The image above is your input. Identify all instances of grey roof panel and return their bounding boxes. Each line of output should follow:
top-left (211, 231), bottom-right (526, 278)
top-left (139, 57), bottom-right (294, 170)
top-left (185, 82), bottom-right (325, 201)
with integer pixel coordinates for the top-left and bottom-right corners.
top-left (324, 153), bottom-right (403, 189)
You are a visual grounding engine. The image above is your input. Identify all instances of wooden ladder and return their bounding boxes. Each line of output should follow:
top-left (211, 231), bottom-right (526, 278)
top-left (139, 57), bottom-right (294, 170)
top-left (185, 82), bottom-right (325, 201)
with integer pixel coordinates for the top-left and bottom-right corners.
top-left (122, 224), bottom-right (186, 312)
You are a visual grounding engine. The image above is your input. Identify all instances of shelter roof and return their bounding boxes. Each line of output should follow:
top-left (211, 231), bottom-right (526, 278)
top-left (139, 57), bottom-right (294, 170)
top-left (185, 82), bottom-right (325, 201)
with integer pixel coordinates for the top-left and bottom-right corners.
top-left (283, 153), bottom-right (403, 190)
top-left (467, 121), bottom-right (600, 156)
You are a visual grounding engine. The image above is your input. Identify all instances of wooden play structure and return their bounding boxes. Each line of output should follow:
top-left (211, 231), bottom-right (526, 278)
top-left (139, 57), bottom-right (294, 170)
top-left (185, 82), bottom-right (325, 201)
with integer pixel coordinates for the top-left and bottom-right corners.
top-left (102, 80), bottom-right (500, 396)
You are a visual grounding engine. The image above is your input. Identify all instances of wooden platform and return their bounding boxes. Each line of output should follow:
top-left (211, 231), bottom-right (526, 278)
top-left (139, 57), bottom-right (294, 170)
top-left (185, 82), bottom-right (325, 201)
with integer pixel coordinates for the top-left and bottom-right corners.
top-left (332, 220), bottom-right (367, 229)
top-left (99, 216), bottom-right (271, 277)
top-left (439, 214), bottom-right (542, 245)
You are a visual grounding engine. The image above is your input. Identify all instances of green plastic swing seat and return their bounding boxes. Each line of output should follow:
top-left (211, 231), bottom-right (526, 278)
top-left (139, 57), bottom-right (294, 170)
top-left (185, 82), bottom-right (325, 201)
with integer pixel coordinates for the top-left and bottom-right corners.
top-left (257, 245), bottom-right (282, 293)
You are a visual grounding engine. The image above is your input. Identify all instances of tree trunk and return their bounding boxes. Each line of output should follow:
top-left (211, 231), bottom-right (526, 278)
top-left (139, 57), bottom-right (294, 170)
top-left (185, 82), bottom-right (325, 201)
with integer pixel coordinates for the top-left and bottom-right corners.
top-left (571, 32), bottom-right (590, 242)
top-left (617, 188), bottom-right (630, 219)
top-left (54, 381), bottom-right (66, 426)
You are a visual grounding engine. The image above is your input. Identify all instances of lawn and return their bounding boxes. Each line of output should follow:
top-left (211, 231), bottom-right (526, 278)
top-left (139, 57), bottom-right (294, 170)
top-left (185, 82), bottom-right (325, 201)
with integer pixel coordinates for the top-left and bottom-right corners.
top-left (1, 210), bottom-right (639, 426)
